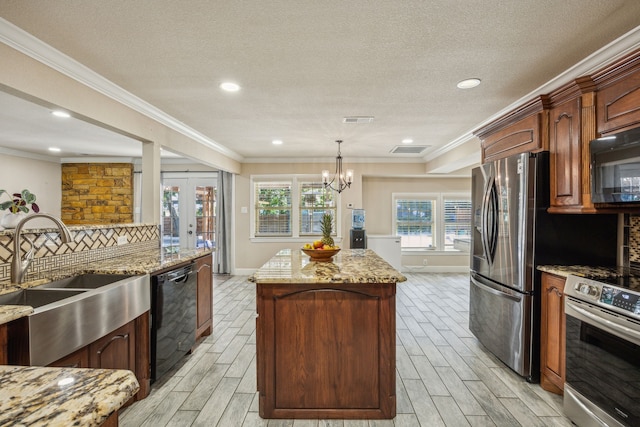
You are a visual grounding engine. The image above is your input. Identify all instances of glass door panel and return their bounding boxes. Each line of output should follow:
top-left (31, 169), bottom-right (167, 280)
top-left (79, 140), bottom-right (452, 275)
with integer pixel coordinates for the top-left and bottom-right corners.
top-left (162, 177), bottom-right (216, 251)
top-left (194, 185), bottom-right (215, 249)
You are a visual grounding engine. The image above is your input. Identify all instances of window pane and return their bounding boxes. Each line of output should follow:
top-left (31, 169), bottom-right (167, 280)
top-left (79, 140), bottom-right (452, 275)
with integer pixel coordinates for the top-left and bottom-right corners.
top-left (255, 182), bottom-right (292, 236)
top-left (162, 185), bottom-right (180, 251)
top-left (299, 182), bottom-right (336, 235)
top-left (195, 185), bottom-right (216, 249)
top-left (444, 199), bottom-right (472, 249)
top-left (396, 199), bottom-right (435, 248)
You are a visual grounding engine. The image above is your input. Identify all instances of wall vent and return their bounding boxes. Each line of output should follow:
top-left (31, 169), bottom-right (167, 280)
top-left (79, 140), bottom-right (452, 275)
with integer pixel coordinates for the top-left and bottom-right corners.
top-left (390, 145), bottom-right (429, 154)
top-left (343, 116), bottom-right (375, 124)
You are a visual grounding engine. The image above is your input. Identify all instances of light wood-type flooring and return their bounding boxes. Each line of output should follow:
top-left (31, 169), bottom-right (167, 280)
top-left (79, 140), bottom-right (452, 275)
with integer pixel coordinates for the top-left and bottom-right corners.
top-left (119, 273), bottom-right (572, 426)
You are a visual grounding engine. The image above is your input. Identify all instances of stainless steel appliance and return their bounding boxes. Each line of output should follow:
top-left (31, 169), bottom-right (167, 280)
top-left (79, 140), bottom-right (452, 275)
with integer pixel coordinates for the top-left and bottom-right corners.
top-left (469, 152), bottom-right (617, 382)
top-left (564, 273), bottom-right (640, 427)
top-left (591, 126), bottom-right (640, 204)
top-left (151, 263), bottom-right (197, 383)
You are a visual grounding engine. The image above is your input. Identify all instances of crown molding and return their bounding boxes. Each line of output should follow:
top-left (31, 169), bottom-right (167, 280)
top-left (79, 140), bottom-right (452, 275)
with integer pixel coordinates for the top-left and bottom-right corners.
top-left (0, 18), bottom-right (243, 162)
top-left (430, 25), bottom-right (640, 160)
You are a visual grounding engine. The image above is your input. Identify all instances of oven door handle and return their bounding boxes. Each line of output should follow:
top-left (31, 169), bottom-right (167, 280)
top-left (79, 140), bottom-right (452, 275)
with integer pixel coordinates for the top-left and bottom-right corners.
top-left (565, 298), bottom-right (640, 346)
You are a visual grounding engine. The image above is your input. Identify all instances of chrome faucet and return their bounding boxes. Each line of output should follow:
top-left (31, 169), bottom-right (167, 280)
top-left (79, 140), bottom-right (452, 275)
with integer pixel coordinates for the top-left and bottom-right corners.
top-left (11, 213), bottom-right (72, 284)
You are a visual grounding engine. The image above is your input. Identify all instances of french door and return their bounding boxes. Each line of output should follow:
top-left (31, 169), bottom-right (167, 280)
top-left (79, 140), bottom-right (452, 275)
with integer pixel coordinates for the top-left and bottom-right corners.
top-left (162, 176), bottom-right (216, 251)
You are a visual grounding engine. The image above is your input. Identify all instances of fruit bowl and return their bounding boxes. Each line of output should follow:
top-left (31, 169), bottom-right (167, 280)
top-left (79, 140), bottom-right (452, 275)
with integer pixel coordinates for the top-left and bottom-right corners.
top-left (301, 247), bottom-right (340, 262)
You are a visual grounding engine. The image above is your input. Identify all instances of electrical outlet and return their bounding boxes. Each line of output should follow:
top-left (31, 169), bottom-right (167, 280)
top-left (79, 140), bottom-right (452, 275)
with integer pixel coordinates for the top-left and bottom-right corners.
top-left (423, 259), bottom-right (428, 266)
top-left (117, 236), bottom-right (128, 245)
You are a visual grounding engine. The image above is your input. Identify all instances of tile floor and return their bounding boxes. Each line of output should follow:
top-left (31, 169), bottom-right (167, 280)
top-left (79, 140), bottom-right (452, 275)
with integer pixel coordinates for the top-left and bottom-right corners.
top-left (119, 273), bottom-right (573, 427)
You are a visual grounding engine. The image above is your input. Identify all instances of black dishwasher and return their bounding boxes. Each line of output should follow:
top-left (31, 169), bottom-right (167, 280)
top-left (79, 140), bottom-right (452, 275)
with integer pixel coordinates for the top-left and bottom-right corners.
top-left (150, 262), bottom-right (197, 383)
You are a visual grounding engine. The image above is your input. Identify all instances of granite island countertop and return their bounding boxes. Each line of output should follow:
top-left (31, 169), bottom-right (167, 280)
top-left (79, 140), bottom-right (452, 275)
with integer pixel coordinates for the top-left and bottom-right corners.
top-left (250, 248), bottom-right (407, 284)
top-left (0, 365), bottom-right (139, 426)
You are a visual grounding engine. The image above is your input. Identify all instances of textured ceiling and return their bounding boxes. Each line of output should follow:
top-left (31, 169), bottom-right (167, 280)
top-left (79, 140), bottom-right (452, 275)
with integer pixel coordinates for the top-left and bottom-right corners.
top-left (1, 1), bottom-right (640, 166)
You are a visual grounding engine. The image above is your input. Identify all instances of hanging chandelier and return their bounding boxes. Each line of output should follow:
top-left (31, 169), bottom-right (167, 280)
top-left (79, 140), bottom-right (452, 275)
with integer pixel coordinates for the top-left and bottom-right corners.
top-left (322, 140), bottom-right (354, 193)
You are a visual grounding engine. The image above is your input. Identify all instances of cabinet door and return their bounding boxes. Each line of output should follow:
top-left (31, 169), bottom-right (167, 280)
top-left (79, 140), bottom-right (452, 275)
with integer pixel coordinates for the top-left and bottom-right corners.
top-left (89, 321), bottom-right (136, 372)
top-left (481, 113), bottom-right (543, 163)
top-left (0, 324), bottom-right (7, 365)
top-left (196, 254), bottom-right (213, 339)
top-left (540, 273), bottom-right (566, 394)
top-left (49, 346), bottom-right (90, 368)
top-left (597, 66), bottom-right (640, 135)
top-left (550, 98), bottom-right (582, 207)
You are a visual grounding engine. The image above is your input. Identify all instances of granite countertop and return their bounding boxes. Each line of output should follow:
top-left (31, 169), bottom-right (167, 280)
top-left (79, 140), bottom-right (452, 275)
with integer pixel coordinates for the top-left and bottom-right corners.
top-left (0, 365), bottom-right (139, 426)
top-left (0, 247), bottom-right (213, 324)
top-left (78, 247), bottom-right (212, 275)
top-left (250, 248), bottom-right (407, 284)
top-left (538, 264), bottom-right (625, 279)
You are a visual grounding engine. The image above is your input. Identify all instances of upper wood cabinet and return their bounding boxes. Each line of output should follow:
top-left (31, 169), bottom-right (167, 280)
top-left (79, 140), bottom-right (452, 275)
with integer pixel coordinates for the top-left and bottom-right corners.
top-left (547, 77), bottom-right (599, 213)
top-left (592, 50), bottom-right (640, 135)
top-left (475, 96), bottom-right (550, 163)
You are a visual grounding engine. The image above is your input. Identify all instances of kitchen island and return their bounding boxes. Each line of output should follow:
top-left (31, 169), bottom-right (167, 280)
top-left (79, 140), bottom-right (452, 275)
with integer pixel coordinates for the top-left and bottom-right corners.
top-left (250, 248), bottom-right (406, 419)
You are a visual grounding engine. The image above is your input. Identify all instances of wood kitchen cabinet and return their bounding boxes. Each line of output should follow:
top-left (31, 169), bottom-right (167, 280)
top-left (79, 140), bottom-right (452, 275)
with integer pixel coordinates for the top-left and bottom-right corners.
top-left (0, 324), bottom-right (7, 365)
top-left (195, 254), bottom-right (213, 340)
top-left (475, 96), bottom-right (549, 163)
top-left (256, 279), bottom-right (396, 419)
top-left (49, 346), bottom-right (90, 368)
top-left (89, 320), bottom-right (136, 372)
top-left (44, 314), bottom-right (149, 401)
top-left (547, 78), bottom-right (598, 213)
top-left (592, 49), bottom-right (640, 135)
top-left (540, 272), bottom-right (566, 395)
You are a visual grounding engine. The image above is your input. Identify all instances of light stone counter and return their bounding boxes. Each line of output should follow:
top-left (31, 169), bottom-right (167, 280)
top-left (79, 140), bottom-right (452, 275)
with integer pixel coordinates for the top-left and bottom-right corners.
top-left (249, 248), bottom-right (407, 284)
top-left (0, 365), bottom-right (138, 426)
top-left (537, 264), bottom-right (625, 279)
top-left (0, 305), bottom-right (33, 324)
top-left (0, 247), bottom-right (212, 324)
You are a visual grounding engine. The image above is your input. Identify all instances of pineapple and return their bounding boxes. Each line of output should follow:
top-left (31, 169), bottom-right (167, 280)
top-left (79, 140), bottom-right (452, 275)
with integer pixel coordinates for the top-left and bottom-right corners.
top-left (320, 213), bottom-right (335, 247)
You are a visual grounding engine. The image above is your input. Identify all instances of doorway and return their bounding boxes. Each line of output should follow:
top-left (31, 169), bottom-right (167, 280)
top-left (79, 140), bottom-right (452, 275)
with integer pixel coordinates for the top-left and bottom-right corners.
top-left (162, 175), bottom-right (217, 252)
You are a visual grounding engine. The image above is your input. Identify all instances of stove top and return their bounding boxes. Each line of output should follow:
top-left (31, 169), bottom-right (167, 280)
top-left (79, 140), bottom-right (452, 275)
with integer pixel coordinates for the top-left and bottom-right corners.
top-left (565, 270), bottom-right (640, 320)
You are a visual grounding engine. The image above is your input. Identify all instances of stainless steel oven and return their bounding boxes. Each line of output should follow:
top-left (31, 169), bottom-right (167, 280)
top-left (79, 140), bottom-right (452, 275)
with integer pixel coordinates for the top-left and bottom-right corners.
top-left (564, 274), bottom-right (640, 427)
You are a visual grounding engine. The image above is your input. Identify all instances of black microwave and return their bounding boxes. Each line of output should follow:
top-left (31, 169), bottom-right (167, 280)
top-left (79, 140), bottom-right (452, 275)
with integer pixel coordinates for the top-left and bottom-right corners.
top-left (591, 126), bottom-right (640, 204)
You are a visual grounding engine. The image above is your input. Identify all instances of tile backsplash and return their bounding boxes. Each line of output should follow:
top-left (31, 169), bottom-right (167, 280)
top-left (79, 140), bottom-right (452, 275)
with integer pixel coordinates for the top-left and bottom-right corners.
top-left (0, 223), bottom-right (159, 284)
top-left (627, 215), bottom-right (640, 269)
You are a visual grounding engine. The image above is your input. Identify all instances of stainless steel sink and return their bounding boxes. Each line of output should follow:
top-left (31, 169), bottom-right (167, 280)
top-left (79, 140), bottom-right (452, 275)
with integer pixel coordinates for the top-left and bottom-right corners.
top-left (36, 273), bottom-right (133, 289)
top-left (5, 273), bottom-right (150, 366)
top-left (0, 288), bottom-right (87, 308)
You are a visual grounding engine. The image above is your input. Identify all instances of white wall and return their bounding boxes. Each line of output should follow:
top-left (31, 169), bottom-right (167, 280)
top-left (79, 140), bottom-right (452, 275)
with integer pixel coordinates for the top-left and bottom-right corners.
top-left (362, 175), bottom-right (471, 272)
top-left (0, 152), bottom-right (61, 227)
top-left (234, 161), bottom-right (472, 274)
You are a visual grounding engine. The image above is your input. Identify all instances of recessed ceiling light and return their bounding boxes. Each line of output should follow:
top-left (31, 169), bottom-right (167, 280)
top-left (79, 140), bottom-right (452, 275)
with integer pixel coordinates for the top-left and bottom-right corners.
top-left (272, 139), bottom-right (283, 145)
top-left (48, 147), bottom-right (61, 152)
top-left (456, 78), bottom-right (481, 89)
top-left (220, 82), bottom-right (240, 92)
top-left (402, 138), bottom-right (414, 144)
top-left (51, 110), bottom-right (71, 118)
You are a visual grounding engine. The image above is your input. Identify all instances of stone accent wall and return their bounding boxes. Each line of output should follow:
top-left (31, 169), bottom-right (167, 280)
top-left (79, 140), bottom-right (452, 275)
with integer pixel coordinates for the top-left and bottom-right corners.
top-left (61, 163), bottom-right (133, 224)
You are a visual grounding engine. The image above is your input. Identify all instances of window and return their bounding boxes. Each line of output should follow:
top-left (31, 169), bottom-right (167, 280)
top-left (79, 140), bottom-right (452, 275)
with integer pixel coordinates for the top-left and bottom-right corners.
top-left (299, 182), bottom-right (336, 235)
top-left (396, 198), bottom-right (435, 248)
top-left (252, 176), bottom-right (338, 239)
top-left (255, 182), bottom-right (292, 236)
top-left (443, 198), bottom-right (472, 249)
top-left (394, 193), bottom-right (470, 251)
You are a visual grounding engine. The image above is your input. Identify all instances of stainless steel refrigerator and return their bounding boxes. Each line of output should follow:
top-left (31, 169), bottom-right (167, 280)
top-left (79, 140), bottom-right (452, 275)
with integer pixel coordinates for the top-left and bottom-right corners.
top-left (469, 151), bottom-right (617, 382)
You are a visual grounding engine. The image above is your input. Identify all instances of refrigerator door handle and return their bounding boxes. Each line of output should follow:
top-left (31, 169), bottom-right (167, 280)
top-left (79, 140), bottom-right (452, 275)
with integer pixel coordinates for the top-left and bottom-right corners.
top-left (471, 274), bottom-right (520, 303)
top-left (481, 176), bottom-right (498, 265)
